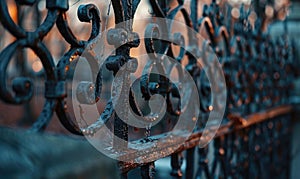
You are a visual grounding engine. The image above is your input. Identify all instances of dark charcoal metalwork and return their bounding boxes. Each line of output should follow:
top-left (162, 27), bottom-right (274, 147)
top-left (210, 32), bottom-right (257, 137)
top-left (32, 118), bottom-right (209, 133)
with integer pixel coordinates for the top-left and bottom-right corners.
top-left (0, 0), bottom-right (297, 178)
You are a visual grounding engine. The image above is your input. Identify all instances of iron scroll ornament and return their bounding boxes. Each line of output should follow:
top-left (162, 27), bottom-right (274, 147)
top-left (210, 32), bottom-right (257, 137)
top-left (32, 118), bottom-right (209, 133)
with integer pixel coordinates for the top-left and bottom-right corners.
top-left (0, 0), bottom-right (62, 132)
top-left (65, 0), bottom-right (228, 165)
top-left (0, 1), bottom-right (102, 134)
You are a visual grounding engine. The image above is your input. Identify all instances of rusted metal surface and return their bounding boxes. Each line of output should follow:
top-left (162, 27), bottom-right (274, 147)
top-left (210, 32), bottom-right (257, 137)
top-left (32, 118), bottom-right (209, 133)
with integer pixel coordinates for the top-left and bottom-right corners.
top-left (118, 105), bottom-right (293, 172)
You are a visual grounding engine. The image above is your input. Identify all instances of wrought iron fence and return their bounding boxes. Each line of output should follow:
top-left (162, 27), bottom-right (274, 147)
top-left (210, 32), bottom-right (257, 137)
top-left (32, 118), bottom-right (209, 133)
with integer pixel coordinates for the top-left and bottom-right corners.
top-left (0, 0), bottom-right (298, 178)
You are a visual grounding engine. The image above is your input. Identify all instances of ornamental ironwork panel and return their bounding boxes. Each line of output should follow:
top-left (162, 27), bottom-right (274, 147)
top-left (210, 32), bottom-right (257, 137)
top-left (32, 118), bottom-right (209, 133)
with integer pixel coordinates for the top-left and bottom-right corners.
top-left (0, 0), bottom-right (297, 178)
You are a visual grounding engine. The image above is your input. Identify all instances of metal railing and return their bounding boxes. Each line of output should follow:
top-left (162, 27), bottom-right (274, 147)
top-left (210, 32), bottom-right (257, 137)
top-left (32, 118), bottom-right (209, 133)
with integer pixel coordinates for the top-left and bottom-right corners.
top-left (0, 0), bottom-right (298, 178)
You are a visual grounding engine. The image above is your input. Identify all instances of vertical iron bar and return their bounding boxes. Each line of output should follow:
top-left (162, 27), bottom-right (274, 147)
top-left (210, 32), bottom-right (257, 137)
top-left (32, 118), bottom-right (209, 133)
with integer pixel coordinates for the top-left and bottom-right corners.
top-left (141, 162), bottom-right (155, 179)
top-left (185, 147), bottom-right (195, 179)
top-left (170, 152), bottom-right (183, 178)
top-left (190, 0), bottom-right (198, 32)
